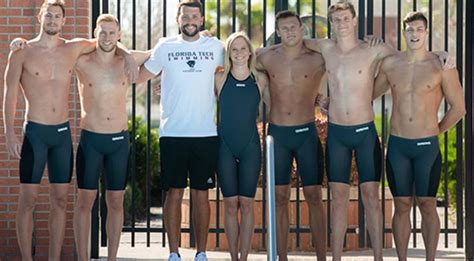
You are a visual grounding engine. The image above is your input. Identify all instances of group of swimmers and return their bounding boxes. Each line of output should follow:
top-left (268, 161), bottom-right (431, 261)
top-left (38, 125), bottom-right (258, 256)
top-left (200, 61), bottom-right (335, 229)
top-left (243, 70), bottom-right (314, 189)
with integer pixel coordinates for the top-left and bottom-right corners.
top-left (3, 0), bottom-right (465, 261)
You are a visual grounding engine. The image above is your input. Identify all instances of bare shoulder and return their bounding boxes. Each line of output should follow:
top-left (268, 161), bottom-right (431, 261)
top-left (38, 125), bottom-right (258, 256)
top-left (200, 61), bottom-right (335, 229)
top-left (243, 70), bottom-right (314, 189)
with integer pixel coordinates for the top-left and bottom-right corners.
top-left (380, 52), bottom-right (401, 71)
top-left (257, 44), bottom-right (281, 64)
top-left (426, 52), bottom-right (443, 69)
top-left (317, 38), bottom-right (335, 50)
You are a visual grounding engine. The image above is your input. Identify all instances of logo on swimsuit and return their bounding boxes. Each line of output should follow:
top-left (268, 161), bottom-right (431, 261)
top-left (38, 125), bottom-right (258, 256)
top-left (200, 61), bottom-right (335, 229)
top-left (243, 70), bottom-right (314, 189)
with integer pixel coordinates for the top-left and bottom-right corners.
top-left (112, 136), bottom-right (124, 141)
top-left (236, 83), bottom-right (246, 88)
top-left (355, 126), bottom-right (370, 133)
top-left (207, 178), bottom-right (213, 184)
top-left (57, 127), bottom-right (68, 132)
top-left (187, 60), bottom-right (196, 68)
top-left (416, 141), bottom-right (431, 146)
top-left (295, 127), bottom-right (309, 133)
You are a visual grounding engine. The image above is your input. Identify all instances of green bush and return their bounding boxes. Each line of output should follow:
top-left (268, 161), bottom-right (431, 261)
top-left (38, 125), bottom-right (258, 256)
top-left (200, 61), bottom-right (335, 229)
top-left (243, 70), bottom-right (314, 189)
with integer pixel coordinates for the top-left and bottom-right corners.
top-left (123, 117), bottom-right (161, 223)
top-left (437, 127), bottom-right (462, 208)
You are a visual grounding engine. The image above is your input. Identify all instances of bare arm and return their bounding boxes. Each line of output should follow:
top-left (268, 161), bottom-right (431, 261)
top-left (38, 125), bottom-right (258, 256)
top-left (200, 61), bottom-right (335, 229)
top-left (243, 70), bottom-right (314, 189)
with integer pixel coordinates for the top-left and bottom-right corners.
top-left (131, 50), bottom-right (152, 66)
top-left (3, 50), bottom-right (25, 159)
top-left (303, 39), bottom-right (323, 53)
top-left (136, 65), bottom-right (158, 84)
top-left (373, 61), bottom-right (390, 99)
top-left (214, 71), bottom-right (226, 97)
top-left (438, 68), bottom-right (466, 133)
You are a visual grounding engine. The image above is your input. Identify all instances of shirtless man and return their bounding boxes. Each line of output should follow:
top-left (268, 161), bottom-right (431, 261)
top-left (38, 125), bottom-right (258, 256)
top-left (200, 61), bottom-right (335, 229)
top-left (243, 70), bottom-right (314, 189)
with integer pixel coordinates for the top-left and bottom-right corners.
top-left (72, 14), bottom-right (150, 261)
top-left (373, 12), bottom-right (465, 261)
top-left (257, 11), bottom-right (327, 261)
top-left (3, 1), bottom-right (135, 260)
top-left (303, 1), bottom-right (453, 260)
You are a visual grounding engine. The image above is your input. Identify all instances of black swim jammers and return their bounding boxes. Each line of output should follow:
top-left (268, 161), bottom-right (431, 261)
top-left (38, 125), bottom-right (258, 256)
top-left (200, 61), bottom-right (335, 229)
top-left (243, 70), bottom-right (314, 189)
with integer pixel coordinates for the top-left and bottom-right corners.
top-left (76, 129), bottom-right (130, 191)
top-left (268, 122), bottom-right (324, 186)
top-left (20, 121), bottom-right (73, 184)
top-left (387, 135), bottom-right (441, 197)
top-left (326, 121), bottom-right (382, 184)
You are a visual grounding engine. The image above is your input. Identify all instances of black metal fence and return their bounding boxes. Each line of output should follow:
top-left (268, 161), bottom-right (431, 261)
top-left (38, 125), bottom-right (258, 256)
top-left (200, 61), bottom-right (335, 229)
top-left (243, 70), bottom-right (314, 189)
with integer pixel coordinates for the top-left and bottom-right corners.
top-left (90, 0), bottom-right (473, 259)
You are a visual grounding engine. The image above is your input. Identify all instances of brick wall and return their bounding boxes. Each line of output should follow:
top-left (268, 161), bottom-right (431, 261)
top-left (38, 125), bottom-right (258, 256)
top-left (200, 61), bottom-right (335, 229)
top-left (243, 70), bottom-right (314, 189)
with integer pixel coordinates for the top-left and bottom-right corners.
top-left (0, 0), bottom-right (90, 259)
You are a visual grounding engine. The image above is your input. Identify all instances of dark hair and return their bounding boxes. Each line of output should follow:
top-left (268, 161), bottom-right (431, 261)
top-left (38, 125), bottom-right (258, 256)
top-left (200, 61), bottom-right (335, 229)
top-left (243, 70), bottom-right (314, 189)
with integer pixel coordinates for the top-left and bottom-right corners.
top-left (403, 11), bottom-right (428, 30)
top-left (177, 0), bottom-right (203, 18)
top-left (275, 10), bottom-right (302, 29)
top-left (328, 1), bottom-right (356, 22)
top-left (39, 0), bottom-right (66, 17)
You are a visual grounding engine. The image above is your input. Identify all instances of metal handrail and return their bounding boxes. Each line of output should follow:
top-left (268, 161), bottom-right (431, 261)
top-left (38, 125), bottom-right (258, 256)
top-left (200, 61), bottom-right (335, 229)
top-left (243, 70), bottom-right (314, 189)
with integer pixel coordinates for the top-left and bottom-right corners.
top-left (265, 135), bottom-right (277, 261)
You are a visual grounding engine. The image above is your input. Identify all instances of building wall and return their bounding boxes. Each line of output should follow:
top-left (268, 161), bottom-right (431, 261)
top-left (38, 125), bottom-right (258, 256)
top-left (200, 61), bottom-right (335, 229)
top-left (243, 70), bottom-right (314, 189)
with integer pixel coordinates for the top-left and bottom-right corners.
top-left (0, 0), bottom-right (90, 259)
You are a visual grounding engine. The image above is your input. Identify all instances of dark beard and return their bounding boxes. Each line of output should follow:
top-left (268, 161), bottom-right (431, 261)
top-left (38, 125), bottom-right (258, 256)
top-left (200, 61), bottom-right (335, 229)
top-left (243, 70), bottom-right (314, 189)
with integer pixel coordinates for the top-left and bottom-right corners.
top-left (181, 24), bottom-right (199, 37)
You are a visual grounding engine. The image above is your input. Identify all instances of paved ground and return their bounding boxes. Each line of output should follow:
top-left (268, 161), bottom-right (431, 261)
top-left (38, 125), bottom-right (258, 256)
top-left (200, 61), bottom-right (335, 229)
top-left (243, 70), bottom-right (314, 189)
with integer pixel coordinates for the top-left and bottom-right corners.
top-left (92, 206), bottom-right (466, 260)
top-left (94, 244), bottom-right (465, 260)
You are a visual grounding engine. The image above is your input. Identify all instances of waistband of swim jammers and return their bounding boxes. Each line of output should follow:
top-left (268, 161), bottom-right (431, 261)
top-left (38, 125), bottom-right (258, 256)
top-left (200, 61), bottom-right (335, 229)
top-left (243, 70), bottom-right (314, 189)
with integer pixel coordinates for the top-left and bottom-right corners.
top-left (328, 121), bottom-right (375, 130)
top-left (81, 129), bottom-right (129, 137)
top-left (389, 134), bottom-right (439, 144)
top-left (24, 120), bottom-right (70, 132)
top-left (268, 121), bottom-right (317, 131)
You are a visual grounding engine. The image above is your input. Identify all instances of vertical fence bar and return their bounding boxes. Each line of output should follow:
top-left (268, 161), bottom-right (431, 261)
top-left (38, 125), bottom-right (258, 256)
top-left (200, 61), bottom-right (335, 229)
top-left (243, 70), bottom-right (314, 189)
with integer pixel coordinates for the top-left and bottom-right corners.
top-left (266, 136), bottom-right (277, 261)
top-left (117, 0), bottom-right (121, 23)
top-left (380, 0), bottom-right (387, 248)
top-left (232, 0), bottom-right (236, 33)
top-left (465, 0), bottom-right (474, 258)
top-left (146, 0), bottom-right (152, 247)
top-left (100, 182), bottom-right (107, 246)
top-left (326, 0), bottom-right (332, 249)
top-left (131, 0), bottom-right (137, 248)
top-left (357, 0), bottom-right (366, 249)
top-left (215, 0), bottom-right (222, 249)
top-left (102, 0), bottom-right (109, 13)
top-left (455, 0), bottom-right (465, 250)
top-left (367, 0), bottom-right (374, 249)
top-left (311, 0), bottom-right (315, 39)
top-left (247, 0), bottom-right (251, 38)
top-left (296, 177), bottom-right (301, 248)
top-left (262, 0), bottom-right (268, 248)
top-left (90, 1), bottom-right (101, 258)
top-left (442, 0), bottom-right (450, 249)
top-left (161, 0), bottom-right (167, 248)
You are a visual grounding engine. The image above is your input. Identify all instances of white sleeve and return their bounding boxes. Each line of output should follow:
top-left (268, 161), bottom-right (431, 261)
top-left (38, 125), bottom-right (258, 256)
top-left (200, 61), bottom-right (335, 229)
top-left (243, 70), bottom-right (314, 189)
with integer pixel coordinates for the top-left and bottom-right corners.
top-left (215, 39), bottom-right (225, 67)
top-left (144, 40), bottom-right (165, 75)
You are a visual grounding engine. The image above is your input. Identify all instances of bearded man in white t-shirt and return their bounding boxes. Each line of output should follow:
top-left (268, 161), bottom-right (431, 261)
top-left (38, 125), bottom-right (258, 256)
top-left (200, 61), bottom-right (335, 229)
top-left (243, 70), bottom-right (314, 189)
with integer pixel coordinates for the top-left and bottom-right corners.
top-left (137, 1), bottom-right (224, 261)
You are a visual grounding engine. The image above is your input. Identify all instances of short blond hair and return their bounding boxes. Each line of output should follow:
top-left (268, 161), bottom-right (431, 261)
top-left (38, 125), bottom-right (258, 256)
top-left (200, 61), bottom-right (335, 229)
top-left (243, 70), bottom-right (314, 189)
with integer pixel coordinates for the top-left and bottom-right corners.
top-left (39, 0), bottom-right (65, 17)
top-left (328, 1), bottom-right (356, 21)
top-left (96, 14), bottom-right (120, 29)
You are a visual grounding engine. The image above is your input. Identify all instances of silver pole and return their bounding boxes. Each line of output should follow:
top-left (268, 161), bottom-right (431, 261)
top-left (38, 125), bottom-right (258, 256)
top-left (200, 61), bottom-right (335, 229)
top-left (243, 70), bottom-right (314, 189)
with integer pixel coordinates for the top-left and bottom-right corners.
top-left (266, 135), bottom-right (277, 261)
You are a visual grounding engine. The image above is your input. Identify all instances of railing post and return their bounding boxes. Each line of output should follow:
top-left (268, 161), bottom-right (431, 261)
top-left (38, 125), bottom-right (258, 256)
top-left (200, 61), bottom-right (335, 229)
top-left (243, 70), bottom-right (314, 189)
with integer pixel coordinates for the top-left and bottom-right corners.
top-left (266, 136), bottom-right (277, 261)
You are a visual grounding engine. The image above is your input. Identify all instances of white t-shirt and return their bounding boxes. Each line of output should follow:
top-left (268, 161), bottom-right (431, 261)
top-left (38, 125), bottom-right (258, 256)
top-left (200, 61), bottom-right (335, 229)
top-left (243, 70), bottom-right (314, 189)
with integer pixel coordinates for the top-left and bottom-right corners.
top-left (145, 35), bottom-right (224, 137)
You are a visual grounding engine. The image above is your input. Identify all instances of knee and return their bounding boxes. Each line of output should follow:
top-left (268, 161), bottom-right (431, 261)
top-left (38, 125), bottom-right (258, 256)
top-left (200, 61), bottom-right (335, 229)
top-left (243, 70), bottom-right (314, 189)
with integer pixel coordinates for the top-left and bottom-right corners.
top-left (225, 199), bottom-right (239, 216)
top-left (107, 198), bottom-right (124, 213)
top-left (416, 198), bottom-right (437, 216)
top-left (363, 196), bottom-right (380, 211)
top-left (239, 200), bottom-right (254, 216)
top-left (394, 199), bottom-right (412, 215)
top-left (19, 194), bottom-right (39, 211)
top-left (76, 197), bottom-right (95, 211)
top-left (50, 195), bottom-right (68, 210)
